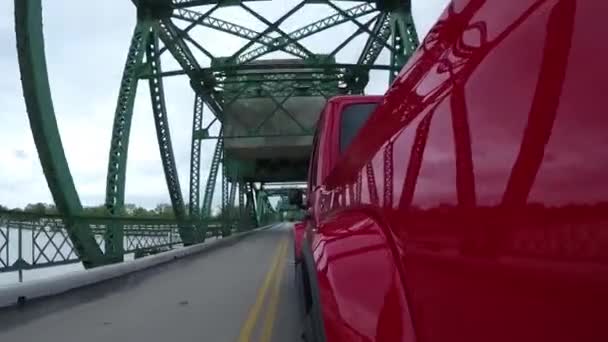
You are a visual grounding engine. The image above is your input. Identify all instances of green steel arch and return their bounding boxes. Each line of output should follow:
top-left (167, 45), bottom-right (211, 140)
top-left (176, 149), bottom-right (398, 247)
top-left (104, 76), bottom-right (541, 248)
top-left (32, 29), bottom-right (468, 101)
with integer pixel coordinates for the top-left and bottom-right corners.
top-left (14, 0), bottom-right (419, 267)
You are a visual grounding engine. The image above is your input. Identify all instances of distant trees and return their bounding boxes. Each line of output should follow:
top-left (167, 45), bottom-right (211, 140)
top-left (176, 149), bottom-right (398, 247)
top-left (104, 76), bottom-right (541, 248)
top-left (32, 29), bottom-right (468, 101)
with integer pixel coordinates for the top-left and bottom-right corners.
top-left (0, 202), bottom-right (238, 220)
top-left (0, 202), bottom-right (183, 218)
top-left (24, 202), bottom-right (57, 214)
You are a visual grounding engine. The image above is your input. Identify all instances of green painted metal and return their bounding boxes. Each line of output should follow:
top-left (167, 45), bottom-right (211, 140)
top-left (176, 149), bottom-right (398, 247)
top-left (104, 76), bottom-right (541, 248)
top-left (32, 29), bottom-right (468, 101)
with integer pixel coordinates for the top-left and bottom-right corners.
top-left (245, 182), bottom-right (259, 229)
top-left (189, 95), bottom-right (204, 219)
top-left (234, 3), bottom-right (377, 64)
top-left (202, 132), bottom-right (223, 219)
top-left (237, 181), bottom-right (246, 231)
top-left (159, 5), bottom-right (219, 56)
top-left (14, 0), bottom-right (105, 268)
top-left (146, 31), bottom-right (194, 245)
top-left (172, 0), bottom-right (268, 9)
top-left (104, 21), bottom-right (152, 260)
top-left (255, 186), bottom-right (276, 226)
top-left (240, 3), bottom-right (314, 59)
top-left (221, 159), bottom-right (232, 236)
top-left (229, 2), bottom-right (308, 64)
top-left (389, 9), bottom-right (419, 83)
top-left (346, 12), bottom-right (393, 92)
top-left (228, 180), bottom-right (237, 227)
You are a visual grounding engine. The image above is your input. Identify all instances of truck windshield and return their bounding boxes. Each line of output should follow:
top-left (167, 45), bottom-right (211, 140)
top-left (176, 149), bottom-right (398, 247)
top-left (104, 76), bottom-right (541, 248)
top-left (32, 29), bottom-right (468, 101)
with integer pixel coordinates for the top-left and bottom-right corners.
top-left (339, 103), bottom-right (379, 153)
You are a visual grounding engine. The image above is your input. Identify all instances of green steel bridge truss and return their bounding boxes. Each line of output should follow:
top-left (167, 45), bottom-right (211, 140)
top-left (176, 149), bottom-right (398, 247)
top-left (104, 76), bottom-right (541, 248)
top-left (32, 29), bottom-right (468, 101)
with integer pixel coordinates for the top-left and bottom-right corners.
top-left (13, 0), bottom-right (419, 268)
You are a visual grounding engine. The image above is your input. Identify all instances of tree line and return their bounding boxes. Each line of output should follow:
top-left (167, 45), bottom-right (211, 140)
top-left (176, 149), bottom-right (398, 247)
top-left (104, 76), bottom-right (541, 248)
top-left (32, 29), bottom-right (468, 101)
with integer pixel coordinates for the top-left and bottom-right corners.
top-left (0, 203), bottom-right (222, 219)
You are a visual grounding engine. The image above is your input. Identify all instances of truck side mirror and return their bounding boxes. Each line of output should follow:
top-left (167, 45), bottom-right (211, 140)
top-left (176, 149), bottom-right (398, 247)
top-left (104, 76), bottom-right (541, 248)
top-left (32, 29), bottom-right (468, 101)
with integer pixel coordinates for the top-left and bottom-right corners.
top-left (288, 189), bottom-right (305, 209)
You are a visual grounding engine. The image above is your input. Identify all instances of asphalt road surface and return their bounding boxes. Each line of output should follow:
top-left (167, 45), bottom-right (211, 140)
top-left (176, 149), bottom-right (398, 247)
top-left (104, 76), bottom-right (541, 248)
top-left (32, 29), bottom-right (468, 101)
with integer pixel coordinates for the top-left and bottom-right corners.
top-left (0, 223), bottom-right (301, 342)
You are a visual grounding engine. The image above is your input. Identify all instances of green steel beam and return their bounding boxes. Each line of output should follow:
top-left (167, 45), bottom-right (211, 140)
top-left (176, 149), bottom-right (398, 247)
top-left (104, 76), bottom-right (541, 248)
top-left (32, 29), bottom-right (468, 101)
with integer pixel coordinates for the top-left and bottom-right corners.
top-left (240, 3), bottom-right (314, 58)
top-left (245, 182), bottom-right (258, 228)
top-left (325, 1), bottom-right (396, 55)
top-left (14, 0), bottom-right (105, 268)
top-left (221, 157), bottom-right (231, 236)
top-left (172, 9), bottom-right (308, 59)
top-left (340, 11), bottom-right (392, 91)
top-left (177, 28), bottom-right (216, 59)
top-left (104, 20), bottom-right (152, 259)
top-left (389, 9), bottom-right (419, 83)
top-left (236, 3), bottom-right (377, 64)
top-left (329, 14), bottom-right (379, 58)
top-left (189, 95), bottom-right (204, 219)
top-left (172, 0), bottom-right (268, 9)
top-left (159, 5), bottom-right (219, 56)
top-left (358, 12), bottom-right (392, 65)
top-left (201, 131), bottom-right (223, 219)
top-left (238, 181), bottom-right (246, 231)
top-left (157, 20), bottom-right (201, 72)
top-left (156, 19), bottom-right (225, 118)
top-left (140, 63), bottom-right (397, 78)
top-left (230, 1), bottom-right (307, 63)
top-left (145, 31), bottom-right (193, 244)
top-left (228, 180), bottom-right (237, 210)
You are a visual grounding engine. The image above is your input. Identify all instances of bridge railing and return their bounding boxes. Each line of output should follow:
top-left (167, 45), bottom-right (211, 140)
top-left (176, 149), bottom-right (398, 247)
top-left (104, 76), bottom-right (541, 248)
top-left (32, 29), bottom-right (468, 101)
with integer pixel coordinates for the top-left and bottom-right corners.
top-left (0, 210), bottom-right (224, 280)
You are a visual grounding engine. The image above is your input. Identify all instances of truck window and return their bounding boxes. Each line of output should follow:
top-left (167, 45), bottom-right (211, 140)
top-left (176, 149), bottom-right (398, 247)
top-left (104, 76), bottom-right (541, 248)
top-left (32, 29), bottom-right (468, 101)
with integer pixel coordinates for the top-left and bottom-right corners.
top-left (339, 103), bottom-right (379, 153)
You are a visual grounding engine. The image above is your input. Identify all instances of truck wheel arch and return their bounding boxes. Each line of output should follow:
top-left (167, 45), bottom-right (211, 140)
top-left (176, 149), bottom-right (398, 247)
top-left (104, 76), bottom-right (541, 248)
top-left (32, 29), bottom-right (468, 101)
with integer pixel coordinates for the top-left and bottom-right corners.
top-left (301, 210), bottom-right (417, 342)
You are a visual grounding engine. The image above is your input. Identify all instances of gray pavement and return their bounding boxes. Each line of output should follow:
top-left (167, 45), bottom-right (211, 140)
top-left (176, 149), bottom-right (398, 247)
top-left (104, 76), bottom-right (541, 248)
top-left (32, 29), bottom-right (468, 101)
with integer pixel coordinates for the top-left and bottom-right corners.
top-left (0, 224), bottom-right (301, 342)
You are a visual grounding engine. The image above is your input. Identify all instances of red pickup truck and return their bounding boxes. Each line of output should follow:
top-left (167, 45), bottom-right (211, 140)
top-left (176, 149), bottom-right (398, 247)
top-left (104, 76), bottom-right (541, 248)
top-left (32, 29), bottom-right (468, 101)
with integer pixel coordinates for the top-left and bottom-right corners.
top-left (294, 0), bottom-right (608, 341)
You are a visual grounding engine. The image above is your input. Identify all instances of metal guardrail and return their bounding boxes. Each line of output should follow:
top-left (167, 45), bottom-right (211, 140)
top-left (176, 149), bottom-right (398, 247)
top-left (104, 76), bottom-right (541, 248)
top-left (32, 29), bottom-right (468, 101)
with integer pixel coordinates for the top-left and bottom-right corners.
top-left (0, 210), bottom-right (225, 281)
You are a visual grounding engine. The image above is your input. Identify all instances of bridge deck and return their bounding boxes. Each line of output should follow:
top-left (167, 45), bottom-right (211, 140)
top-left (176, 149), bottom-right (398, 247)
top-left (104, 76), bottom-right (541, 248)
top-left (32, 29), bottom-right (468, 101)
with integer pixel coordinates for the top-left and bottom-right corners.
top-left (0, 224), bottom-right (301, 342)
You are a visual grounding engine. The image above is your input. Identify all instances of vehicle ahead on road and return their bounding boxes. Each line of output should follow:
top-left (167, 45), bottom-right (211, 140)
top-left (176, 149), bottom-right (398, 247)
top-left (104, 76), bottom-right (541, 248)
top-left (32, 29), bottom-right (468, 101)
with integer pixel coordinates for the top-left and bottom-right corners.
top-left (294, 0), bottom-right (608, 341)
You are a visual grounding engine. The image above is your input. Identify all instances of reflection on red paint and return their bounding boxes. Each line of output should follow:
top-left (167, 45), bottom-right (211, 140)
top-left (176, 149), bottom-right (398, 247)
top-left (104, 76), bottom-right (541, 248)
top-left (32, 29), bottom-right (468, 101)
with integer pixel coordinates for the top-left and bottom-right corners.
top-left (307, 0), bottom-right (608, 341)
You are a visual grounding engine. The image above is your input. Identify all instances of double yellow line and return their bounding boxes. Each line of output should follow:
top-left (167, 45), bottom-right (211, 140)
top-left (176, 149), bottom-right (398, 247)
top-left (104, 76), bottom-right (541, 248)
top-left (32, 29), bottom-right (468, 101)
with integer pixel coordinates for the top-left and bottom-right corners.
top-left (238, 238), bottom-right (288, 342)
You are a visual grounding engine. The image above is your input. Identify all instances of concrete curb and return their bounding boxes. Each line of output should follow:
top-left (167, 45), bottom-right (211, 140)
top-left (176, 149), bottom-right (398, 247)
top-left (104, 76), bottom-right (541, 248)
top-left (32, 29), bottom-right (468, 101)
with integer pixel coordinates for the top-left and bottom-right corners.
top-left (0, 224), bottom-right (278, 308)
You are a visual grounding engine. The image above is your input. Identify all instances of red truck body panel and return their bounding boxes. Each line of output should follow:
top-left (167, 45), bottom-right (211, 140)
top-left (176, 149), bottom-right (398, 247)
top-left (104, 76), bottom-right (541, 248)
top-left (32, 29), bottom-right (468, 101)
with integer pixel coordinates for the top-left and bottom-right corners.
top-left (304, 0), bottom-right (608, 341)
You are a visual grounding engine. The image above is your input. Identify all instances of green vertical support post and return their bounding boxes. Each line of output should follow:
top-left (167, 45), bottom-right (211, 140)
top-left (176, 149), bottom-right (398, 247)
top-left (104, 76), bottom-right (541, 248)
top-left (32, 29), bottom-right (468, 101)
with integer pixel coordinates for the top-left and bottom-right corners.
top-left (189, 95), bottom-right (204, 218)
top-left (256, 188), bottom-right (263, 226)
top-left (228, 180), bottom-right (237, 230)
top-left (221, 158), bottom-right (231, 237)
top-left (245, 182), bottom-right (258, 229)
top-left (15, 0), bottom-right (105, 268)
top-left (104, 20), bottom-right (152, 260)
top-left (201, 132), bottom-right (223, 219)
top-left (189, 95), bottom-right (205, 242)
top-left (389, 9), bottom-right (419, 84)
top-left (238, 182), bottom-right (246, 231)
top-left (146, 29), bottom-right (192, 245)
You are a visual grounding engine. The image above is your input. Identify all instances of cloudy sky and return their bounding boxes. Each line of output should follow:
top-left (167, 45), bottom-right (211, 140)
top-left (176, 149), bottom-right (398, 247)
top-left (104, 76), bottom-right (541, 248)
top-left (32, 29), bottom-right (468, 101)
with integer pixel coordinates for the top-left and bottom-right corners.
top-left (0, 0), bottom-right (449, 209)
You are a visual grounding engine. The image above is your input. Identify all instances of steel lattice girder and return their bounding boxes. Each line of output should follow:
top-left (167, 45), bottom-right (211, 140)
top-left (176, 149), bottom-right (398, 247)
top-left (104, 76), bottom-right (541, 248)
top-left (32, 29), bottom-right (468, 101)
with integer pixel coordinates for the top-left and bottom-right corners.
top-left (245, 182), bottom-right (258, 229)
top-left (14, 0), bottom-right (105, 268)
top-left (14, 0), bottom-right (420, 268)
top-left (188, 95), bottom-right (204, 219)
top-left (389, 9), bottom-right (419, 83)
top-left (145, 31), bottom-right (194, 245)
top-left (103, 21), bottom-right (153, 259)
top-left (202, 132), bottom-right (224, 219)
top-left (172, 8), bottom-right (309, 59)
top-left (105, 21), bottom-right (151, 216)
top-left (235, 3), bottom-right (377, 64)
top-left (172, 0), bottom-right (269, 9)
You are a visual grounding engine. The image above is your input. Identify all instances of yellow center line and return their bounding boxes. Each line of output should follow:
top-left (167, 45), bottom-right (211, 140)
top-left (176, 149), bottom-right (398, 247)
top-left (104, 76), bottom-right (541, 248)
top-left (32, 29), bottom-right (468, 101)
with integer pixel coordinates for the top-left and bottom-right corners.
top-left (237, 238), bottom-right (287, 342)
top-left (259, 239), bottom-right (288, 342)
